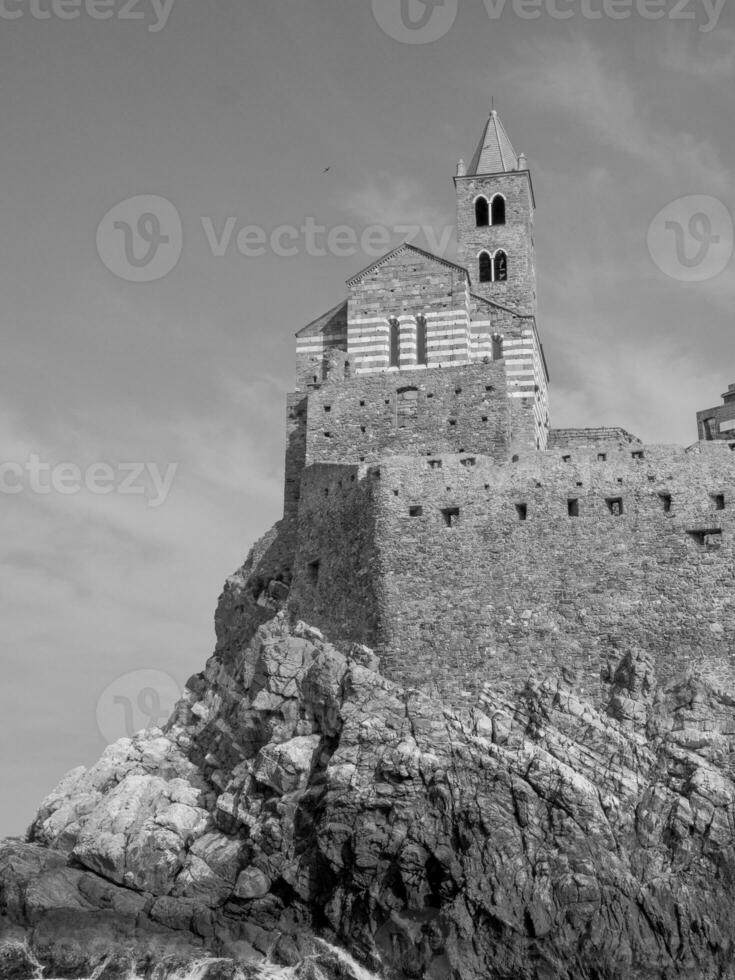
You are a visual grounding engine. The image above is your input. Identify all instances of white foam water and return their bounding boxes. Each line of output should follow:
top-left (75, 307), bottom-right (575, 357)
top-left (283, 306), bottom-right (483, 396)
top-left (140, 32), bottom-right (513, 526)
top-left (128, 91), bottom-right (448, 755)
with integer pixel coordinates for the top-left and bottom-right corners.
top-left (42, 940), bottom-right (383, 980)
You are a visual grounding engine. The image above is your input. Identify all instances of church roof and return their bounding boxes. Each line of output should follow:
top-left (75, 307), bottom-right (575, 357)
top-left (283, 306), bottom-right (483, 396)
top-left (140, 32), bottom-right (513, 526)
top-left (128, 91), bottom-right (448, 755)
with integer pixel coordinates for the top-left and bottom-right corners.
top-left (295, 299), bottom-right (348, 338)
top-left (345, 242), bottom-right (469, 286)
top-left (467, 110), bottom-right (519, 175)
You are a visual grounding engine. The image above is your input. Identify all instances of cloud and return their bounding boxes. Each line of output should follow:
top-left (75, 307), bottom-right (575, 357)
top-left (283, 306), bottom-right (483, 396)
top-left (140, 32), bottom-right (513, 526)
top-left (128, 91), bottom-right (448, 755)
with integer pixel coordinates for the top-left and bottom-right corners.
top-left (505, 35), bottom-right (730, 194)
top-left (656, 27), bottom-right (735, 80)
top-left (332, 175), bottom-right (457, 257)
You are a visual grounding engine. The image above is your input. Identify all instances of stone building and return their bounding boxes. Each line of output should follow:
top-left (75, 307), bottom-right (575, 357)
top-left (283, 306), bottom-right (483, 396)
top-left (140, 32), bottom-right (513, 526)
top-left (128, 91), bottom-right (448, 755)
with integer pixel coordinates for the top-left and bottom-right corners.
top-left (261, 108), bottom-right (735, 710)
top-left (697, 384), bottom-right (735, 442)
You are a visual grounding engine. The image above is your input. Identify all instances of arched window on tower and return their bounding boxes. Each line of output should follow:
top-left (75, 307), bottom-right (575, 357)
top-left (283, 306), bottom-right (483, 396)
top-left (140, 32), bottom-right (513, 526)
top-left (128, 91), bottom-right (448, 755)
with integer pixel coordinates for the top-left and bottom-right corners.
top-left (416, 315), bottom-right (428, 366)
top-left (479, 251), bottom-right (492, 283)
top-left (475, 196), bottom-right (489, 228)
top-left (491, 195), bottom-right (506, 225)
top-left (494, 250), bottom-right (508, 282)
top-left (388, 317), bottom-right (400, 368)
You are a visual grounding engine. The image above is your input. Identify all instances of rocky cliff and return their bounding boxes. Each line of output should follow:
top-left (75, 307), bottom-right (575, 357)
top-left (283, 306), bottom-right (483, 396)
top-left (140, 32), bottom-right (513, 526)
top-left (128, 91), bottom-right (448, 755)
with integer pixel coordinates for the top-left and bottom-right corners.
top-left (2, 526), bottom-right (735, 979)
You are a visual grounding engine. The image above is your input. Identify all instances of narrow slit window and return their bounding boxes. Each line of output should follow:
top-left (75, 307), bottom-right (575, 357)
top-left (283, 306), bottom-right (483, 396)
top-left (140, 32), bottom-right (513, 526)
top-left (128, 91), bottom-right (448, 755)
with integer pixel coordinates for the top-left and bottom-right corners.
top-left (568, 499), bottom-right (579, 517)
top-left (479, 251), bottom-right (492, 283)
top-left (660, 493), bottom-right (672, 513)
top-left (307, 560), bottom-right (320, 586)
top-left (388, 317), bottom-right (400, 368)
top-left (712, 493), bottom-right (726, 511)
top-left (494, 250), bottom-right (508, 282)
top-left (516, 503), bottom-right (528, 521)
top-left (475, 196), bottom-right (489, 227)
top-left (491, 195), bottom-right (506, 225)
top-left (416, 315), bottom-right (428, 366)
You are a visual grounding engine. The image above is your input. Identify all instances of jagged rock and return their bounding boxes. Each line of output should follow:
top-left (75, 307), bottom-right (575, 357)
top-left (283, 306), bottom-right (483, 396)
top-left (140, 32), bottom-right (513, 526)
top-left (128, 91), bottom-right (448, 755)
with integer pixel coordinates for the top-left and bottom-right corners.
top-left (5, 540), bottom-right (735, 979)
top-left (0, 939), bottom-right (43, 979)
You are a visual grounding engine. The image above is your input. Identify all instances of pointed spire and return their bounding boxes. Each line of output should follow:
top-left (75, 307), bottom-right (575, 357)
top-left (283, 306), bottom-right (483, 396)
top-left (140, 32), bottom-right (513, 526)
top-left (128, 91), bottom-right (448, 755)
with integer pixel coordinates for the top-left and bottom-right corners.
top-left (466, 109), bottom-right (520, 176)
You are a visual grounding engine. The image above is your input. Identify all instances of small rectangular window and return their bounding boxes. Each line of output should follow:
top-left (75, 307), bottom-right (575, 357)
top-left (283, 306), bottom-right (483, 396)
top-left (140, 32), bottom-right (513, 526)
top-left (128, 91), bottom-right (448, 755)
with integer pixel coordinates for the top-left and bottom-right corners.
top-left (712, 493), bottom-right (726, 511)
top-left (441, 507), bottom-right (460, 527)
top-left (428, 459), bottom-right (442, 470)
top-left (516, 503), bottom-right (528, 521)
top-left (597, 453), bottom-right (607, 462)
top-left (562, 455), bottom-right (571, 463)
top-left (448, 419), bottom-right (457, 427)
top-left (659, 493), bottom-right (672, 513)
top-left (461, 457), bottom-right (476, 467)
top-left (481, 415), bottom-right (488, 422)
top-left (324, 405), bottom-right (331, 413)
top-left (606, 497), bottom-right (623, 516)
top-left (324, 431), bottom-right (331, 438)
top-left (688, 529), bottom-right (722, 548)
top-left (568, 499), bottom-right (579, 517)
top-left (359, 400), bottom-right (365, 407)
top-left (409, 506), bottom-right (423, 517)
top-left (307, 560), bottom-right (320, 585)
top-left (632, 451), bottom-right (644, 460)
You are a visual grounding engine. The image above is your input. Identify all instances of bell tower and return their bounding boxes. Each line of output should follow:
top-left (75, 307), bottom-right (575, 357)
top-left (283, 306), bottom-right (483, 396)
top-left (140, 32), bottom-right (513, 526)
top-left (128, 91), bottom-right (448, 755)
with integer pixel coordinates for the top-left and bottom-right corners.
top-left (454, 109), bottom-right (536, 315)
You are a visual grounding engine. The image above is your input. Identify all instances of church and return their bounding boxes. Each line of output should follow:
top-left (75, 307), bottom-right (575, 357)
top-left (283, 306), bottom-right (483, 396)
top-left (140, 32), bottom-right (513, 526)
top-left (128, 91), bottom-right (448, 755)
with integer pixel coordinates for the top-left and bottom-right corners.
top-left (259, 107), bottom-right (735, 709)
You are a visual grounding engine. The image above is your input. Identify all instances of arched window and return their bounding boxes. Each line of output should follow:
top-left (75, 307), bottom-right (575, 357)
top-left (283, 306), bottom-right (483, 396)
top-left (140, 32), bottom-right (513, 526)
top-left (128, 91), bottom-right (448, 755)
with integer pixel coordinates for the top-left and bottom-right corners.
top-left (475, 196), bottom-right (489, 227)
top-left (388, 317), bottom-right (400, 368)
top-left (492, 334), bottom-right (504, 360)
top-left (494, 250), bottom-right (508, 282)
top-left (416, 315), bottom-right (428, 366)
top-left (479, 251), bottom-right (492, 283)
top-left (491, 195), bottom-right (506, 225)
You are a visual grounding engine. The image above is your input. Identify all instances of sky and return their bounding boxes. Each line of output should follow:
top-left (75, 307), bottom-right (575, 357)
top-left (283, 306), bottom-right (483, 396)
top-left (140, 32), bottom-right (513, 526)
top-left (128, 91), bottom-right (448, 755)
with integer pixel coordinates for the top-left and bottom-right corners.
top-left (1, 0), bottom-right (734, 836)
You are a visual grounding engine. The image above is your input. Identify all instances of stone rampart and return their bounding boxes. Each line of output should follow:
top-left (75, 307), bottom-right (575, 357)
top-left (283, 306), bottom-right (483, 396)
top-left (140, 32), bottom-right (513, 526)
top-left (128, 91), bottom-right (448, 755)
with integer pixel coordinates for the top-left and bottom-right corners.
top-left (288, 442), bottom-right (735, 711)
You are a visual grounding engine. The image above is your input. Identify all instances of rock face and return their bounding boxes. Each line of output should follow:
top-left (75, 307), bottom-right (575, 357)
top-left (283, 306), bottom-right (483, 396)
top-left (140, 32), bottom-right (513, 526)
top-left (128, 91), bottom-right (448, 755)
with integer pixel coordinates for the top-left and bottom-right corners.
top-left (3, 537), bottom-right (735, 978)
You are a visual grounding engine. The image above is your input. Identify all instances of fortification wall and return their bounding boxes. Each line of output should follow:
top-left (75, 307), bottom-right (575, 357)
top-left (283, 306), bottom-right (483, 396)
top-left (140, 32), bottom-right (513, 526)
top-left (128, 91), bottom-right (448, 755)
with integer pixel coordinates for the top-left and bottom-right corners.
top-left (288, 463), bottom-right (381, 649)
top-left (371, 442), bottom-right (735, 705)
top-left (549, 427), bottom-right (642, 449)
top-left (289, 442), bottom-right (735, 712)
top-left (304, 361), bottom-right (522, 467)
